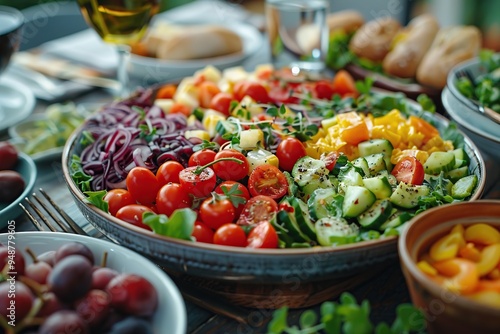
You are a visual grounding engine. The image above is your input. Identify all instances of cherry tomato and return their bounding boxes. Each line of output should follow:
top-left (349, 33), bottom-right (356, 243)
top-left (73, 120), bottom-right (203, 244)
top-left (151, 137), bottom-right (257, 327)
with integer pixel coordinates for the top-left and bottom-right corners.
top-left (268, 82), bottom-right (296, 104)
top-left (314, 80), bottom-right (336, 100)
top-left (188, 149), bottom-right (216, 167)
top-left (156, 161), bottom-right (184, 187)
top-left (156, 183), bottom-right (193, 217)
top-left (126, 167), bottom-right (160, 206)
top-left (198, 81), bottom-right (221, 108)
top-left (276, 137), bottom-right (307, 172)
top-left (213, 224), bottom-right (247, 247)
top-left (209, 92), bottom-right (233, 116)
top-left (233, 81), bottom-right (270, 103)
top-left (199, 195), bottom-right (236, 230)
top-left (212, 149), bottom-right (249, 181)
top-left (104, 189), bottom-right (136, 216)
top-left (179, 166), bottom-right (217, 198)
top-left (331, 70), bottom-right (358, 98)
top-left (248, 164), bottom-right (288, 200)
top-left (237, 195), bottom-right (278, 226)
top-left (214, 181), bottom-right (250, 217)
top-left (170, 102), bottom-right (192, 117)
top-left (115, 204), bottom-right (153, 231)
top-left (156, 84), bottom-right (176, 99)
top-left (321, 151), bottom-right (340, 171)
top-left (247, 221), bottom-right (279, 249)
top-left (192, 221), bottom-right (214, 243)
top-left (391, 156), bottom-right (425, 185)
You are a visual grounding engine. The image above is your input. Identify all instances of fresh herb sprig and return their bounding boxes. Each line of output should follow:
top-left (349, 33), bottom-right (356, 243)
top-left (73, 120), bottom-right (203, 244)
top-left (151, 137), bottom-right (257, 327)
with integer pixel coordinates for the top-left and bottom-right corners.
top-left (267, 292), bottom-right (426, 334)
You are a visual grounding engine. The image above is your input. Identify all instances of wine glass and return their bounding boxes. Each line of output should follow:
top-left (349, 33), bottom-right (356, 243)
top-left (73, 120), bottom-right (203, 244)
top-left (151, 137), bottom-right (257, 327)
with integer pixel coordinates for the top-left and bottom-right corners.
top-left (76, 0), bottom-right (159, 97)
top-left (0, 6), bottom-right (24, 115)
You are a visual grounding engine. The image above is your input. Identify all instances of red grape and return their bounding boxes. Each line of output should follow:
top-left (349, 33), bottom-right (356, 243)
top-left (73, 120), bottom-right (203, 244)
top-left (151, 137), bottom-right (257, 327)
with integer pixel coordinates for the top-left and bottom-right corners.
top-left (106, 274), bottom-right (158, 317)
top-left (37, 292), bottom-right (67, 317)
top-left (37, 250), bottom-right (56, 266)
top-left (0, 245), bottom-right (26, 276)
top-left (92, 267), bottom-right (119, 290)
top-left (48, 255), bottom-right (93, 303)
top-left (55, 242), bottom-right (94, 264)
top-left (24, 261), bottom-right (52, 284)
top-left (0, 281), bottom-right (34, 322)
top-left (38, 310), bottom-right (89, 334)
top-left (108, 316), bottom-right (154, 334)
top-left (75, 289), bottom-right (111, 328)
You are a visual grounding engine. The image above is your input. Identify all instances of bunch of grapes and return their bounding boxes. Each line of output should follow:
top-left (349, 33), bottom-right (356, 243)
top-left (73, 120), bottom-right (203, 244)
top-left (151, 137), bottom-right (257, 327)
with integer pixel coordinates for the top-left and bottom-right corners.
top-left (0, 242), bottom-right (159, 334)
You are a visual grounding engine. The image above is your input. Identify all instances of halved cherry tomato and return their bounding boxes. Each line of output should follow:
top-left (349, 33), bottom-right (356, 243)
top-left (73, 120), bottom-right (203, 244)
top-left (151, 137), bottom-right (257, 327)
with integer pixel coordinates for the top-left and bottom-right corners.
top-left (237, 195), bottom-right (278, 226)
top-left (156, 84), bottom-right (177, 99)
top-left (192, 221), bottom-right (214, 243)
top-left (214, 181), bottom-right (250, 217)
top-left (156, 183), bottom-right (193, 217)
top-left (314, 80), bottom-right (336, 100)
top-left (179, 166), bottom-right (217, 198)
top-left (321, 151), bottom-right (340, 171)
top-left (247, 221), bottom-right (279, 249)
top-left (170, 102), bottom-right (192, 117)
top-left (212, 149), bottom-right (249, 181)
top-left (209, 92), bottom-right (234, 116)
top-left (233, 81), bottom-right (270, 103)
top-left (331, 70), bottom-right (358, 98)
top-left (391, 156), bottom-right (425, 185)
top-left (276, 137), bottom-right (307, 172)
top-left (198, 81), bottom-right (221, 108)
top-left (248, 164), bottom-right (288, 200)
top-left (126, 167), bottom-right (160, 206)
top-left (268, 82), bottom-right (297, 104)
top-left (156, 160), bottom-right (184, 187)
top-left (213, 224), bottom-right (247, 247)
top-left (188, 149), bottom-right (216, 167)
top-left (199, 195), bottom-right (236, 230)
top-left (115, 204), bottom-right (153, 231)
top-left (104, 189), bottom-right (136, 216)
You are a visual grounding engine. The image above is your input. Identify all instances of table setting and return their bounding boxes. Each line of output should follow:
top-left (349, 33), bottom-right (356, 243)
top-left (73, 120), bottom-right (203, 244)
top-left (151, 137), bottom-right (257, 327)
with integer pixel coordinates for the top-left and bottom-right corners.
top-left (1, 0), bottom-right (500, 333)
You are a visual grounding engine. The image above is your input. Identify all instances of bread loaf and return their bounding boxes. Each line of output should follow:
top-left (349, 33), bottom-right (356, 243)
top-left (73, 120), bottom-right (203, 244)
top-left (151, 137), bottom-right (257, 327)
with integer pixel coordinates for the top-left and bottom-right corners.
top-left (349, 17), bottom-right (401, 62)
top-left (416, 26), bottom-right (482, 89)
top-left (143, 23), bottom-right (243, 60)
top-left (382, 14), bottom-right (439, 78)
top-left (327, 10), bottom-right (364, 34)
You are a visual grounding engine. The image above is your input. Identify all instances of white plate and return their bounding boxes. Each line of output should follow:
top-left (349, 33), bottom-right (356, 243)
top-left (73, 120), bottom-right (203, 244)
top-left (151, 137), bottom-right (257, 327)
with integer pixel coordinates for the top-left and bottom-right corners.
top-left (128, 20), bottom-right (263, 84)
top-left (0, 73), bottom-right (35, 133)
top-left (0, 232), bottom-right (187, 334)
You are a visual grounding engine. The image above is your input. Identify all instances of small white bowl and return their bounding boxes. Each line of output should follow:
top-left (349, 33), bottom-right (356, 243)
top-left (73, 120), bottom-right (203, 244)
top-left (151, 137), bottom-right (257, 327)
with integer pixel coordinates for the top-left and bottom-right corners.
top-left (0, 232), bottom-right (187, 334)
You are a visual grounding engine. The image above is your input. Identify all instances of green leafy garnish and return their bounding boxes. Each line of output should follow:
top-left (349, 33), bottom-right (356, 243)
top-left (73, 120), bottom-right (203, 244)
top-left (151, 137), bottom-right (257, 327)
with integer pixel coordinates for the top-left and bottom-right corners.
top-left (83, 190), bottom-right (108, 212)
top-left (267, 292), bottom-right (426, 334)
top-left (218, 183), bottom-right (247, 208)
top-left (143, 208), bottom-right (197, 240)
top-left (70, 154), bottom-right (92, 192)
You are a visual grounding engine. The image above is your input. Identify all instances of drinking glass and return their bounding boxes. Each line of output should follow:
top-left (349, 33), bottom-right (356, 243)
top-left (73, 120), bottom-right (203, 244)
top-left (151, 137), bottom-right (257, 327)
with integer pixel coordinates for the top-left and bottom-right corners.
top-left (265, 0), bottom-right (329, 76)
top-left (76, 0), bottom-right (159, 97)
top-left (0, 6), bottom-right (24, 114)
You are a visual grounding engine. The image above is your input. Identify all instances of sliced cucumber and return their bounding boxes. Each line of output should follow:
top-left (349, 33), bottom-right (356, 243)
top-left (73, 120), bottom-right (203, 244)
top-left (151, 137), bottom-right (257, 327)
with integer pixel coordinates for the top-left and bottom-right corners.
top-left (289, 197), bottom-right (317, 240)
top-left (390, 182), bottom-right (430, 209)
top-left (358, 139), bottom-right (393, 171)
top-left (357, 199), bottom-right (393, 230)
top-left (342, 186), bottom-right (376, 218)
top-left (292, 156), bottom-right (331, 188)
top-left (452, 148), bottom-right (470, 168)
top-left (315, 217), bottom-right (359, 246)
top-left (423, 151), bottom-right (455, 175)
top-left (338, 167), bottom-right (364, 194)
top-left (365, 153), bottom-right (387, 176)
top-left (451, 174), bottom-right (478, 199)
top-left (379, 211), bottom-right (413, 231)
top-left (363, 175), bottom-right (392, 199)
top-left (308, 188), bottom-right (338, 221)
top-left (352, 157), bottom-right (370, 177)
top-left (277, 208), bottom-right (310, 243)
top-left (444, 166), bottom-right (469, 183)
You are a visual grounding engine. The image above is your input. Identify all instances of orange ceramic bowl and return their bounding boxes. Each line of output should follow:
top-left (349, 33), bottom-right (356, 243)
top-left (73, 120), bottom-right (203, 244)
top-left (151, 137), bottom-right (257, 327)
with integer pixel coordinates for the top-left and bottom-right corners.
top-left (398, 200), bottom-right (500, 334)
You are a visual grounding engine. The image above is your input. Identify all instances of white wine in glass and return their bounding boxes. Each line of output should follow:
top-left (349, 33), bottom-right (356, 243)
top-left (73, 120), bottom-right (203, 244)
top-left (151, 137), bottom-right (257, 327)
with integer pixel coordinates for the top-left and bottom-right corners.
top-left (77, 0), bottom-right (159, 97)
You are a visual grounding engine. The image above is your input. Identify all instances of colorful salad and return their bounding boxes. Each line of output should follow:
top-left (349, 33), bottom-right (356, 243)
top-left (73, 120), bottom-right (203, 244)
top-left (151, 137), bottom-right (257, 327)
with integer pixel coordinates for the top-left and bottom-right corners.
top-left (70, 66), bottom-right (479, 249)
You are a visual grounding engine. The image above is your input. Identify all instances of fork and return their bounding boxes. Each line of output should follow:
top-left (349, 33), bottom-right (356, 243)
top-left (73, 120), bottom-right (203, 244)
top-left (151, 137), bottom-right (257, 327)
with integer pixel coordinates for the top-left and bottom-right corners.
top-left (20, 189), bottom-right (252, 325)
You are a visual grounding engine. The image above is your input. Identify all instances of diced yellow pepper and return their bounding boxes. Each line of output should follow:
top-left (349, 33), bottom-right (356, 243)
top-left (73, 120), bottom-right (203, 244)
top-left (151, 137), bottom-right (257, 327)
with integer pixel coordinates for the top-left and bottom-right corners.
top-left (417, 260), bottom-right (438, 276)
top-left (459, 243), bottom-right (482, 262)
top-left (476, 244), bottom-right (500, 277)
top-left (465, 224), bottom-right (500, 245)
top-left (429, 231), bottom-right (465, 261)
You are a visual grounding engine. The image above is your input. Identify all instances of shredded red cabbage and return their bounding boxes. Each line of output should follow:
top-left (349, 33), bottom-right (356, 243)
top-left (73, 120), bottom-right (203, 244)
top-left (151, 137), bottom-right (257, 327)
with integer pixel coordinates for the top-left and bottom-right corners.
top-left (76, 89), bottom-right (203, 191)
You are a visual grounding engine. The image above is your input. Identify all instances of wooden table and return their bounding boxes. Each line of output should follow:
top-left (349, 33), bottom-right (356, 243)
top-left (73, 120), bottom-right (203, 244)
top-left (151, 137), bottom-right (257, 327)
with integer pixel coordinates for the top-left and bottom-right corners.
top-left (3, 18), bottom-right (500, 333)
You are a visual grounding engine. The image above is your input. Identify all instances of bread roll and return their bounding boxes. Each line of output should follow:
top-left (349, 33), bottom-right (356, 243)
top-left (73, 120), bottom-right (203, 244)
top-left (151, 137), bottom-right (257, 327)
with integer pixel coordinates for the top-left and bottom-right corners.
top-left (416, 26), bottom-right (482, 89)
top-left (327, 10), bottom-right (364, 34)
top-left (382, 14), bottom-right (439, 78)
top-left (144, 23), bottom-right (243, 60)
top-left (349, 17), bottom-right (402, 62)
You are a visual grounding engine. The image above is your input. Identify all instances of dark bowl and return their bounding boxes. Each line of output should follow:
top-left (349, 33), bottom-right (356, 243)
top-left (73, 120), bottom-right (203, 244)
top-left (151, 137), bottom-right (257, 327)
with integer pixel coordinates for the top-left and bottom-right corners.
top-left (0, 6), bottom-right (24, 74)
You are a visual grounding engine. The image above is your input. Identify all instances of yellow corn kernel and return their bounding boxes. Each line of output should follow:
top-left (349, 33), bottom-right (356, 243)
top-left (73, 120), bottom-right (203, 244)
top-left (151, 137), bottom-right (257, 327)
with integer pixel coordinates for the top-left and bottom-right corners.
top-left (465, 224), bottom-right (500, 245)
top-left (476, 244), bottom-right (500, 277)
top-left (468, 291), bottom-right (500, 308)
top-left (459, 243), bottom-right (482, 262)
top-left (417, 260), bottom-right (438, 276)
top-left (429, 231), bottom-right (465, 261)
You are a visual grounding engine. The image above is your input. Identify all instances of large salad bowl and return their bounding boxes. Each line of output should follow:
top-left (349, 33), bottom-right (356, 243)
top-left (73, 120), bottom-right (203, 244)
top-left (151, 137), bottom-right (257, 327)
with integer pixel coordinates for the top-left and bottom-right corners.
top-left (62, 70), bottom-right (485, 308)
